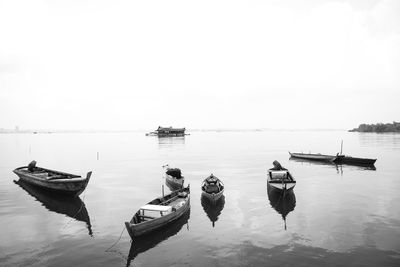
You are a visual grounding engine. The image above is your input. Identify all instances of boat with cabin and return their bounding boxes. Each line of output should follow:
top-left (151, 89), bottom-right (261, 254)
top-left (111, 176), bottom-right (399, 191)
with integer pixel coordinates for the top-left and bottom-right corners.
top-left (125, 185), bottom-right (190, 238)
top-left (13, 161), bottom-right (92, 197)
top-left (267, 161), bottom-right (296, 192)
top-left (201, 174), bottom-right (224, 202)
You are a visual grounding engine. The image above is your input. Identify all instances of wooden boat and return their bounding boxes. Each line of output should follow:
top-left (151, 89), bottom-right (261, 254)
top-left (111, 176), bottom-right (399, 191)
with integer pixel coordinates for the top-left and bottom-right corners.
top-left (13, 161), bottom-right (92, 197)
top-left (125, 185), bottom-right (190, 238)
top-left (289, 152), bottom-right (336, 162)
top-left (201, 174), bottom-right (224, 202)
top-left (14, 179), bottom-right (93, 236)
top-left (267, 161), bottom-right (296, 192)
top-left (126, 209), bottom-right (190, 266)
top-left (333, 155), bottom-right (376, 165)
top-left (163, 165), bottom-right (184, 189)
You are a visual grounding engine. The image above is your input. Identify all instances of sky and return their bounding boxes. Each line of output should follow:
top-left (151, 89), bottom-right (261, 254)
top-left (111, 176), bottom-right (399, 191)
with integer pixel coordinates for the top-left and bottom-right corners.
top-left (0, 0), bottom-right (399, 131)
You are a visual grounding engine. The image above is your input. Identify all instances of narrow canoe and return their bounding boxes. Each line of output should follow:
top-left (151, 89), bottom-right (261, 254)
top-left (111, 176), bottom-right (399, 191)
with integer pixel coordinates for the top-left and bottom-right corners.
top-left (125, 185), bottom-right (190, 238)
top-left (289, 152), bottom-right (336, 162)
top-left (201, 174), bottom-right (224, 203)
top-left (13, 161), bottom-right (92, 197)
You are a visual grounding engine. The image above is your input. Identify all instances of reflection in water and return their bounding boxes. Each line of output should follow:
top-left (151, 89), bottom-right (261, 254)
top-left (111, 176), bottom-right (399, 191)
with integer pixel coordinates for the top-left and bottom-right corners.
top-left (201, 195), bottom-right (225, 227)
top-left (126, 208), bottom-right (190, 266)
top-left (158, 136), bottom-right (185, 148)
top-left (267, 184), bottom-right (296, 230)
top-left (14, 180), bottom-right (93, 236)
top-left (289, 157), bottom-right (376, 173)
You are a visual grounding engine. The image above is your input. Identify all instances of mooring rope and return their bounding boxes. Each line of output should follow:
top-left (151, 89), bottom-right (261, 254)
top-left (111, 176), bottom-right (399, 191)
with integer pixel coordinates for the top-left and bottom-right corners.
top-left (105, 226), bottom-right (126, 252)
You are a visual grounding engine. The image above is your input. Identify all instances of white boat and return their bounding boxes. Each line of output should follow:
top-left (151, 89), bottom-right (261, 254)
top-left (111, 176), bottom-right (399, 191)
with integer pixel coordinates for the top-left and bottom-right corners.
top-left (163, 165), bottom-right (184, 189)
top-left (267, 161), bottom-right (296, 192)
top-left (201, 174), bottom-right (224, 202)
top-left (125, 185), bottom-right (190, 238)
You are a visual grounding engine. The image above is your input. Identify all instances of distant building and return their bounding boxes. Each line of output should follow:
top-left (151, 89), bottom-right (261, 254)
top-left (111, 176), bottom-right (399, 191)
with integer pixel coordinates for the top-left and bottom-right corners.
top-left (147, 126), bottom-right (186, 136)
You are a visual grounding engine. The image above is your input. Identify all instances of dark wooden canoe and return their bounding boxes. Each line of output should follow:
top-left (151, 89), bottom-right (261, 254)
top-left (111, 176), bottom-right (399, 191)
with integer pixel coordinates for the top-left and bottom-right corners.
top-left (13, 161), bottom-right (92, 197)
top-left (333, 155), bottom-right (376, 165)
top-left (125, 185), bottom-right (190, 238)
top-left (289, 152), bottom-right (336, 162)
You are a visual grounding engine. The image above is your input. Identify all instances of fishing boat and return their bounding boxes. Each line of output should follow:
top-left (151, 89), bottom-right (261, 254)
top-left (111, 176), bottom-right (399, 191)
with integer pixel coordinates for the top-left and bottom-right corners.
top-left (289, 152), bottom-right (336, 162)
top-left (13, 161), bottom-right (92, 197)
top-left (125, 185), bottom-right (190, 238)
top-left (163, 165), bottom-right (184, 189)
top-left (267, 161), bottom-right (296, 192)
top-left (201, 174), bottom-right (224, 202)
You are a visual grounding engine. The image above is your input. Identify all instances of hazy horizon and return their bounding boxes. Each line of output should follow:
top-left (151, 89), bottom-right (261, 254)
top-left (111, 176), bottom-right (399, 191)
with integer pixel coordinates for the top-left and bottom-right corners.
top-left (1, 0), bottom-right (399, 130)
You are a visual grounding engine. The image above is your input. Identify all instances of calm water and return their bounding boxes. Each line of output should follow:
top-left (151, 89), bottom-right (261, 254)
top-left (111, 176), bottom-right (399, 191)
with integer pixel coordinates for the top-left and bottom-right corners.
top-left (1, 131), bottom-right (400, 266)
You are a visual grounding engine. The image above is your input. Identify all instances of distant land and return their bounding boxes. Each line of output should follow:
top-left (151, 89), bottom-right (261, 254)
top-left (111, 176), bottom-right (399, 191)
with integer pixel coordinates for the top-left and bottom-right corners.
top-left (349, 122), bottom-right (400, 133)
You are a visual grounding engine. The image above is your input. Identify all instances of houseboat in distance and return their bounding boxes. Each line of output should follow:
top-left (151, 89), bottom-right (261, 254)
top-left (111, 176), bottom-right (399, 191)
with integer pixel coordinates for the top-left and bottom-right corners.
top-left (146, 126), bottom-right (187, 137)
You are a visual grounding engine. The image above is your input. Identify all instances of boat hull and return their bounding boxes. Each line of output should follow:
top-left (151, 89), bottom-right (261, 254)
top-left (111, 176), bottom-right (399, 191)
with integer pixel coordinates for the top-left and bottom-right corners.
top-left (201, 189), bottom-right (224, 203)
top-left (333, 156), bottom-right (376, 165)
top-left (289, 152), bottom-right (335, 162)
top-left (13, 168), bottom-right (91, 197)
top-left (125, 187), bottom-right (190, 238)
top-left (267, 180), bottom-right (296, 192)
top-left (165, 174), bottom-right (184, 189)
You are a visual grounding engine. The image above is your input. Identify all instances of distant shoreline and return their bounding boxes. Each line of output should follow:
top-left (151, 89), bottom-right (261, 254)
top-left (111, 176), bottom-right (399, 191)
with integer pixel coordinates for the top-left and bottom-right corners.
top-left (349, 122), bottom-right (400, 133)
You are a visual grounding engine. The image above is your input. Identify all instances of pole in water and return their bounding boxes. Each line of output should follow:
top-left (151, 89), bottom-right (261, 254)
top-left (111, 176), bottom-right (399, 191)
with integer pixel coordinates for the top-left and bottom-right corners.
top-left (97, 152), bottom-right (99, 160)
top-left (162, 185), bottom-right (164, 198)
top-left (340, 140), bottom-right (343, 155)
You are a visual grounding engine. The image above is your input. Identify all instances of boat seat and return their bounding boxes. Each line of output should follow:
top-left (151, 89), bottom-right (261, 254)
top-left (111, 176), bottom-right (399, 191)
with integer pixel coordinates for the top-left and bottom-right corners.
top-left (205, 184), bottom-right (219, 193)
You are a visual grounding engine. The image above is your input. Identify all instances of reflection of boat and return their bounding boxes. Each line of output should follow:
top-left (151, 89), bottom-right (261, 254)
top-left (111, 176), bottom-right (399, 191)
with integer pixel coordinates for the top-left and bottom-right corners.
top-left (157, 136), bottom-right (185, 146)
top-left (289, 157), bottom-right (376, 171)
top-left (201, 195), bottom-right (225, 227)
top-left (125, 185), bottom-right (190, 238)
top-left (13, 161), bottom-right (92, 197)
top-left (163, 165), bottom-right (184, 189)
top-left (14, 179), bottom-right (93, 236)
top-left (267, 184), bottom-right (296, 230)
top-left (126, 209), bottom-right (190, 266)
top-left (268, 161), bottom-right (296, 192)
top-left (201, 174), bottom-right (224, 202)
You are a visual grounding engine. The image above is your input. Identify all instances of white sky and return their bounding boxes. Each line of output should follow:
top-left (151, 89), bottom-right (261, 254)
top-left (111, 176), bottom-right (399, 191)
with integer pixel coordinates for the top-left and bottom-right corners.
top-left (0, 0), bottom-right (399, 130)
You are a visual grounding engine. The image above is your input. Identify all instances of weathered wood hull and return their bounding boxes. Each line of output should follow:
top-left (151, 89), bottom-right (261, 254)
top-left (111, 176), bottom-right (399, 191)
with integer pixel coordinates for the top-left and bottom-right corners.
top-left (165, 174), bottom-right (184, 189)
top-left (125, 186), bottom-right (190, 238)
top-left (13, 167), bottom-right (91, 197)
top-left (201, 189), bottom-right (224, 203)
top-left (289, 152), bottom-right (336, 162)
top-left (333, 156), bottom-right (376, 165)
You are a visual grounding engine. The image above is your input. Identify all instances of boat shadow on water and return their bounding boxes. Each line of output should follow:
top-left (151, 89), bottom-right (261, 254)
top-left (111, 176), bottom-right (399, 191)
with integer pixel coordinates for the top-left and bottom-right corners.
top-left (14, 179), bottom-right (93, 236)
top-left (267, 184), bottom-right (296, 230)
top-left (289, 157), bottom-right (376, 172)
top-left (201, 195), bottom-right (225, 227)
top-left (126, 208), bottom-right (190, 266)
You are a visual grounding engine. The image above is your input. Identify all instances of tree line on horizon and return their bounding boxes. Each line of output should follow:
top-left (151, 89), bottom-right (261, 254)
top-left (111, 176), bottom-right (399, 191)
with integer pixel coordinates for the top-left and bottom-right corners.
top-left (349, 121), bottom-right (400, 132)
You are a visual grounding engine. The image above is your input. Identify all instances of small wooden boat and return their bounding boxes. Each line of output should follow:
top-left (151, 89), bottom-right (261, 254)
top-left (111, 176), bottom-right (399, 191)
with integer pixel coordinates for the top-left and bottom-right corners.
top-left (289, 152), bottom-right (336, 162)
top-left (125, 185), bottom-right (190, 238)
top-left (13, 161), bottom-right (92, 197)
top-left (163, 165), bottom-right (184, 189)
top-left (267, 161), bottom-right (296, 192)
top-left (201, 174), bottom-right (224, 202)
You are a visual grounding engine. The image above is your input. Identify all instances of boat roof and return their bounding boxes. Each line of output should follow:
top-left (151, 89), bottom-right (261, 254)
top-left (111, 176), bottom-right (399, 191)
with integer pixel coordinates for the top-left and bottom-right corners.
top-left (140, 204), bottom-right (172, 212)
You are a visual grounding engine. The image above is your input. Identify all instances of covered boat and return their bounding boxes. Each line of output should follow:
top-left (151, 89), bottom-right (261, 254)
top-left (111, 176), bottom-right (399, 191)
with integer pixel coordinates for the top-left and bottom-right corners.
top-left (13, 161), bottom-right (92, 197)
top-left (125, 185), bottom-right (190, 238)
top-left (201, 174), bottom-right (224, 202)
top-left (163, 165), bottom-right (184, 189)
top-left (267, 161), bottom-right (296, 192)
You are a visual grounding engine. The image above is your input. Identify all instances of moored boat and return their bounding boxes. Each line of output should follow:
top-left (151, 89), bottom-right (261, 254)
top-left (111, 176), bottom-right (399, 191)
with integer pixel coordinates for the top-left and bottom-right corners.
top-left (163, 165), bottom-right (184, 189)
top-left (333, 155), bottom-right (376, 165)
top-left (289, 152), bottom-right (336, 162)
top-left (13, 161), bottom-right (92, 197)
top-left (125, 185), bottom-right (190, 238)
top-left (267, 161), bottom-right (296, 192)
top-left (201, 174), bottom-right (224, 202)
